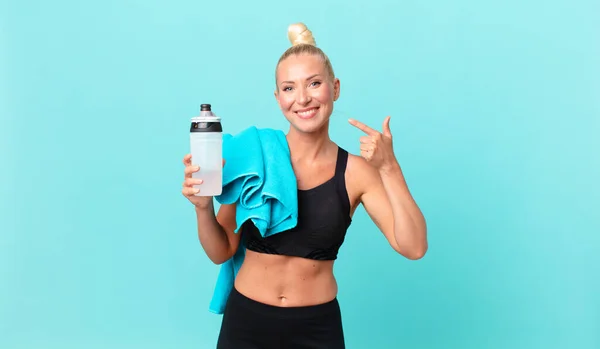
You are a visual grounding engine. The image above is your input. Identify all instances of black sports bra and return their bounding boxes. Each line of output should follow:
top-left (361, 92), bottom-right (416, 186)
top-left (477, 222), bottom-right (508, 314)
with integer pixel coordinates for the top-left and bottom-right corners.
top-left (242, 147), bottom-right (352, 260)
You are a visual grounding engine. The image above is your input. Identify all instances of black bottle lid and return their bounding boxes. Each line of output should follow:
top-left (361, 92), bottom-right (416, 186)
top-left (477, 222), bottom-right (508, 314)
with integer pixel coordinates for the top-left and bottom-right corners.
top-left (201, 104), bottom-right (211, 111)
top-left (190, 121), bottom-right (222, 132)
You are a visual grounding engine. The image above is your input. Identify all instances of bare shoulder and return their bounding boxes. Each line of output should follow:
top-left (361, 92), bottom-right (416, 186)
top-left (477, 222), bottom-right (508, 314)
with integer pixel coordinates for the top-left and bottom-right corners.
top-left (345, 151), bottom-right (382, 196)
top-left (343, 150), bottom-right (385, 213)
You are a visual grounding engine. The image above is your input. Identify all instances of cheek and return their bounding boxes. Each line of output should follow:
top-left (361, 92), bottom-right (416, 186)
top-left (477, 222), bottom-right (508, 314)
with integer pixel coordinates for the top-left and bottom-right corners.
top-left (315, 85), bottom-right (334, 103)
top-left (278, 93), bottom-right (294, 110)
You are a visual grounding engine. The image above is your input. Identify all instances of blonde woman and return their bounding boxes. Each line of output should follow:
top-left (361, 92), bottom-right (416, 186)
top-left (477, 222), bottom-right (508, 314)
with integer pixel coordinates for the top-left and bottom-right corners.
top-left (182, 23), bottom-right (428, 349)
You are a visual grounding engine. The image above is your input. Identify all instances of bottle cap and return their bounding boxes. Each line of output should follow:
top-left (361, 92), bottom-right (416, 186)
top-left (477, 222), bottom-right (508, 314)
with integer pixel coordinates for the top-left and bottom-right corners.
top-left (191, 103), bottom-right (222, 132)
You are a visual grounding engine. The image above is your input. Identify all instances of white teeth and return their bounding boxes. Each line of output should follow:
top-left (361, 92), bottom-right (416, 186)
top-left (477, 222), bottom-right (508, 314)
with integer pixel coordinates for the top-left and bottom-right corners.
top-left (297, 108), bottom-right (317, 117)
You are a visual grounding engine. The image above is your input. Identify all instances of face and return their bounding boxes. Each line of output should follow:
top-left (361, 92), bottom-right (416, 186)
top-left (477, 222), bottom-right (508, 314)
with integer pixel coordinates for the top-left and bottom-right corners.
top-left (275, 54), bottom-right (340, 134)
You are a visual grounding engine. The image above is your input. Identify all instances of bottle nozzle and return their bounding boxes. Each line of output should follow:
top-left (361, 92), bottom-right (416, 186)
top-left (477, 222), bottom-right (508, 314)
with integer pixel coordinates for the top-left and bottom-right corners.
top-left (201, 104), bottom-right (211, 111)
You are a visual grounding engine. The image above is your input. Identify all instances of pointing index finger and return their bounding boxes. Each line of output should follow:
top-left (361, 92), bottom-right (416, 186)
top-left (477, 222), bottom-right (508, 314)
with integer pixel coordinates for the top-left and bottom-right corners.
top-left (348, 118), bottom-right (378, 136)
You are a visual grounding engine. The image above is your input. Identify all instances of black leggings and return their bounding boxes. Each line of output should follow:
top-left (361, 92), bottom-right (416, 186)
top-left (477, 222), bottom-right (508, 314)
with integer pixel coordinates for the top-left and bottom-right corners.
top-left (216, 287), bottom-right (345, 349)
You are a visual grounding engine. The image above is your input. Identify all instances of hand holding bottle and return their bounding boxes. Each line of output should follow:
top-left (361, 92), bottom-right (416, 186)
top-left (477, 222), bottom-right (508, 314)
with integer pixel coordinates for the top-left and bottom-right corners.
top-left (181, 154), bottom-right (225, 209)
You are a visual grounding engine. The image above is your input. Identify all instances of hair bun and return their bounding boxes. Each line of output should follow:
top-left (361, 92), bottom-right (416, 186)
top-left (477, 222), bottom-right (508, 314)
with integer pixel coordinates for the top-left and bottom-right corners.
top-left (287, 23), bottom-right (316, 46)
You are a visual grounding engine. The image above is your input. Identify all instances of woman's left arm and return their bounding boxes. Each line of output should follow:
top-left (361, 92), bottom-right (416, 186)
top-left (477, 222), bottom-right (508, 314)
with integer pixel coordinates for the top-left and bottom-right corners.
top-left (349, 116), bottom-right (428, 260)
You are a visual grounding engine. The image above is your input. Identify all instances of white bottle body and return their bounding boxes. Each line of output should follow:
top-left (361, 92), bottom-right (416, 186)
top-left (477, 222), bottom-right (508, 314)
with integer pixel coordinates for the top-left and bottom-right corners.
top-left (189, 104), bottom-right (223, 197)
top-left (190, 132), bottom-right (222, 196)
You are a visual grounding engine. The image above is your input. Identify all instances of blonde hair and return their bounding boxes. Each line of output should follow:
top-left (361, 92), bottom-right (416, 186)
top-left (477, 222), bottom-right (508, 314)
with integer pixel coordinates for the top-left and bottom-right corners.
top-left (275, 23), bottom-right (335, 87)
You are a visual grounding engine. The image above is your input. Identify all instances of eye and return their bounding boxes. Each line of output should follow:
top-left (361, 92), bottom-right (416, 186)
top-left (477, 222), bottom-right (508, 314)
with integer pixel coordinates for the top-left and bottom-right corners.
top-left (282, 86), bottom-right (293, 92)
top-left (310, 81), bottom-right (321, 87)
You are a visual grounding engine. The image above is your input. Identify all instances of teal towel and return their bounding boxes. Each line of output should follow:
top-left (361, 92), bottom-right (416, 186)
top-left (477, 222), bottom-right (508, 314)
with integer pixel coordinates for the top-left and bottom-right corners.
top-left (209, 126), bottom-right (298, 314)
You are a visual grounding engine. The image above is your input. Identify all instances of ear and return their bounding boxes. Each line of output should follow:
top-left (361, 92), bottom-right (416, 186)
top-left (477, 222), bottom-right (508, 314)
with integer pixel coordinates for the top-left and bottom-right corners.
top-left (333, 78), bottom-right (340, 101)
top-left (274, 89), bottom-right (281, 108)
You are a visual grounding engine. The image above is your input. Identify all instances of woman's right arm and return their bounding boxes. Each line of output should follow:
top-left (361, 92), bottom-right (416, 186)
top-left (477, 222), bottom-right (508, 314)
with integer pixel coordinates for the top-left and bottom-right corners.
top-left (195, 202), bottom-right (241, 265)
top-left (182, 154), bottom-right (241, 264)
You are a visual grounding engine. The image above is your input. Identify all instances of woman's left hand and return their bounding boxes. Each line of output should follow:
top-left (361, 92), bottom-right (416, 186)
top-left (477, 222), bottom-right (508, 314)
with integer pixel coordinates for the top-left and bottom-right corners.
top-left (348, 116), bottom-right (399, 173)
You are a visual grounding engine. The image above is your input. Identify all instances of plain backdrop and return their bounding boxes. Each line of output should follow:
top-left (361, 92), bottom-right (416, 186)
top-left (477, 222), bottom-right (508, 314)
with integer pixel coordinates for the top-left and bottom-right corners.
top-left (2, 0), bottom-right (599, 348)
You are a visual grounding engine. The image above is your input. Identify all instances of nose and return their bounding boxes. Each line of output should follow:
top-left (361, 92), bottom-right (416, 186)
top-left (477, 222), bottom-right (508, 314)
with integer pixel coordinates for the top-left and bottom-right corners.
top-left (296, 87), bottom-right (310, 106)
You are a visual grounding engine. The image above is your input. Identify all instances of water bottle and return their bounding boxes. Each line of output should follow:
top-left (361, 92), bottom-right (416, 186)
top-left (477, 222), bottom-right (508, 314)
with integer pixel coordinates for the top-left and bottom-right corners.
top-left (190, 103), bottom-right (223, 196)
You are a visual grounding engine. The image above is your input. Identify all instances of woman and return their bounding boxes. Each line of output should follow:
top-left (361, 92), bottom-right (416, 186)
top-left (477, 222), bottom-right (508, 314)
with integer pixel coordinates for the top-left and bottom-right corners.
top-left (181, 23), bottom-right (427, 349)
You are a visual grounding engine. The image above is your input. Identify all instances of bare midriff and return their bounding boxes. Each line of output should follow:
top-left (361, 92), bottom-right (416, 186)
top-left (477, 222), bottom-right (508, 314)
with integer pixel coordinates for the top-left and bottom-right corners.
top-left (234, 249), bottom-right (338, 307)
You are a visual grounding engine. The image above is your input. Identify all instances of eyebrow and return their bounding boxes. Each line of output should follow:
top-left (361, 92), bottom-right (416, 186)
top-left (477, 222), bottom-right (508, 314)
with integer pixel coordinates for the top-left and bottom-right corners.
top-left (280, 74), bottom-right (322, 85)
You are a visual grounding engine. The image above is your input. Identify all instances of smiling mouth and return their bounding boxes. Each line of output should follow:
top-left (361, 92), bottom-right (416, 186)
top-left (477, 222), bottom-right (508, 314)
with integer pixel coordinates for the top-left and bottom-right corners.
top-left (295, 107), bottom-right (319, 119)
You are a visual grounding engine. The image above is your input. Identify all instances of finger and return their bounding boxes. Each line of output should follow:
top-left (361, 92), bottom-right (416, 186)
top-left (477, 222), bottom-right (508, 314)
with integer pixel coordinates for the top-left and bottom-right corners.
top-left (184, 165), bottom-right (200, 178)
top-left (183, 154), bottom-right (192, 165)
top-left (359, 136), bottom-right (373, 144)
top-left (360, 144), bottom-right (373, 152)
top-left (182, 187), bottom-right (200, 197)
top-left (360, 150), bottom-right (371, 160)
top-left (382, 116), bottom-right (392, 137)
top-left (184, 178), bottom-right (203, 187)
top-left (348, 118), bottom-right (378, 136)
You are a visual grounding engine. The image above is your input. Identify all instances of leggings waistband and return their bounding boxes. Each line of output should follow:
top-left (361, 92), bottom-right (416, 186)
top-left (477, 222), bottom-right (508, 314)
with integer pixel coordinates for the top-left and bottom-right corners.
top-left (228, 287), bottom-right (340, 320)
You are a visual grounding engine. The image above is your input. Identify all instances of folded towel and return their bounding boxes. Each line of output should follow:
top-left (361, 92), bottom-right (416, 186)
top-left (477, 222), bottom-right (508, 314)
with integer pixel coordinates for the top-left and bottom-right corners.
top-left (209, 126), bottom-right (298, 314)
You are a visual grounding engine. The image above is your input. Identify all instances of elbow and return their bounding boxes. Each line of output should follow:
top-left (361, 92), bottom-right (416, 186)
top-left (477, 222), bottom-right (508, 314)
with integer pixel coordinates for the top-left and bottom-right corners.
top-left (396, 241), bottom-right (428, 260)
top-left (207, 246), bottom-right (237, 265)
top-left (405, 246), bottom-right (427, 260)
top-left (208, 251), bottom-right (233, 265)
top-left (209, 256), bottom-right (229, 265)
top-left (401, 225), bottom-right (428, 260)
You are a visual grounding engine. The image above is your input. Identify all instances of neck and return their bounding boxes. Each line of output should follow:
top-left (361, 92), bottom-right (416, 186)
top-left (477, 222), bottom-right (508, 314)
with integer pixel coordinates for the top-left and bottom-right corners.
top-left (286, 124), bottom-right (333, 163)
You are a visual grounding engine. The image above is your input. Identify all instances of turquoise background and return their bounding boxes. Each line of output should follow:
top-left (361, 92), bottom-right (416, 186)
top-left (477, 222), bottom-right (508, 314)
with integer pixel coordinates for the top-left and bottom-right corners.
top-left (2, 0), bottom-right (599, 348)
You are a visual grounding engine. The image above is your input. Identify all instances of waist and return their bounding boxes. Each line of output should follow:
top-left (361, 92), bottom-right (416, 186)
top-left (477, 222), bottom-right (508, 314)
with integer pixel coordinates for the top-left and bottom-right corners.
top-left (234, 249), bottom-right (338, 307)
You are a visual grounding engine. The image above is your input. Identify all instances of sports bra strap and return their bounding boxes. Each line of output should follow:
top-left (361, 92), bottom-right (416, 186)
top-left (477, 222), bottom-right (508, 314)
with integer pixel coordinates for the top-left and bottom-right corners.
top-left (335, 146), bottom-right (348, 178)
top-left (334, 147), bottom-right (351, 217)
